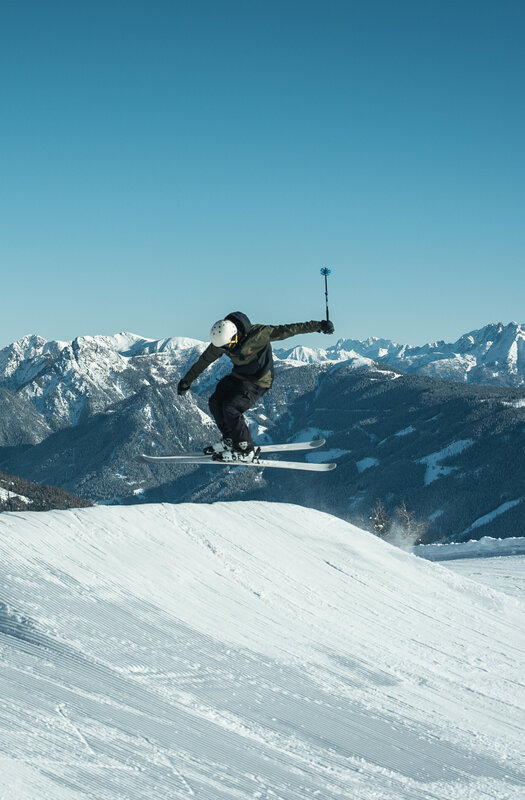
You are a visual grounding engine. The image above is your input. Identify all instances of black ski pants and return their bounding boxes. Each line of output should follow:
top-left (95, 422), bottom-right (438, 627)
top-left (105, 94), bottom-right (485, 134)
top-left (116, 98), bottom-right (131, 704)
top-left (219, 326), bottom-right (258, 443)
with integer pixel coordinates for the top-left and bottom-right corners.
top-left (208, 375), bottom-right (268, 450)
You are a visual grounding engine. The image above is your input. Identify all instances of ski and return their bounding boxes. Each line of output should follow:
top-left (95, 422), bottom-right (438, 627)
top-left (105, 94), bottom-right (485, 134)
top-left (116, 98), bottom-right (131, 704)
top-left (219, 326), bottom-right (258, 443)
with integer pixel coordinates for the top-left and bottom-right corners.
top-left (141, 439), bottom-right (327, 461)
top-left (139, 453), bottom-right (336, 472)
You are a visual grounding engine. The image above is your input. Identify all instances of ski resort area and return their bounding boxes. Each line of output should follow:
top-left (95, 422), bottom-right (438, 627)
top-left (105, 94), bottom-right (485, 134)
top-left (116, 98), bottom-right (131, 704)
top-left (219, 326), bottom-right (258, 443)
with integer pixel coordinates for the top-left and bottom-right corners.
top-left (1, 501), bottom-right (524, 800)
top-left (2, 1), bottom-right (524, 797)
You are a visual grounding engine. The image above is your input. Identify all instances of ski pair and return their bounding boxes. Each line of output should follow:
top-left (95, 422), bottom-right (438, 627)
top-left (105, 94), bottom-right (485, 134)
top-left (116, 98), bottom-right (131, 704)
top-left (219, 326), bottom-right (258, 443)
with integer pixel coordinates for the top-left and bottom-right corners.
top-left (139, 439), bottom-right (337, 472)
top-left (171, 439), bottom-right (327, 459)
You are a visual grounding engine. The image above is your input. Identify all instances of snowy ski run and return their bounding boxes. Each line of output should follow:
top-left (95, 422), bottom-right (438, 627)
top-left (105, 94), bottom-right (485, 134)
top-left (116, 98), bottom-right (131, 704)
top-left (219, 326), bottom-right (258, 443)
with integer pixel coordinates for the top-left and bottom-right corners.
top-left (0, 501), bottom-right (523, 800)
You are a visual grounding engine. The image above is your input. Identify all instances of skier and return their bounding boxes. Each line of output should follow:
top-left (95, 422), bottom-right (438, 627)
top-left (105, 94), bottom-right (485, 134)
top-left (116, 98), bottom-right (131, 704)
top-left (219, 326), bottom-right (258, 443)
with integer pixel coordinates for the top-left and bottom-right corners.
top-left (177, 311), bottom-right (335, 462)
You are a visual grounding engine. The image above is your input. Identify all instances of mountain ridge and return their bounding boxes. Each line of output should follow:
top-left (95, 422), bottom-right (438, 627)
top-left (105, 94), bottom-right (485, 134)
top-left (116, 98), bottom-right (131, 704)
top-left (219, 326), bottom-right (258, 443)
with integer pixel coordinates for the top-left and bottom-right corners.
top-left (1, 323), bottom-right (525, 542)
top-left (3, 321), bottom-right (525, 407)
top-left (276, 321), bottom-right (525, 386)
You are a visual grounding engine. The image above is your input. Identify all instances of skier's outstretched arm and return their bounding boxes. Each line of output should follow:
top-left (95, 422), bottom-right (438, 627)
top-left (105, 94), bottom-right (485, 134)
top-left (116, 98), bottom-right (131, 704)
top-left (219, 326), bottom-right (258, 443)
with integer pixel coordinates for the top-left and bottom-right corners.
top-left (267, 319), bottom-right (335, 342)
top-left (177, 344), bottom-right (222, 395)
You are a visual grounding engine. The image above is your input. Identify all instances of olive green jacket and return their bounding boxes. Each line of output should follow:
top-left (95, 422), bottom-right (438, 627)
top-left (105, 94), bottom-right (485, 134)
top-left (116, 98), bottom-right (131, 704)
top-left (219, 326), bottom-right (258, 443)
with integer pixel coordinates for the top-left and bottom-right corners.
top-left (182, 320), bottom-right (323, 389)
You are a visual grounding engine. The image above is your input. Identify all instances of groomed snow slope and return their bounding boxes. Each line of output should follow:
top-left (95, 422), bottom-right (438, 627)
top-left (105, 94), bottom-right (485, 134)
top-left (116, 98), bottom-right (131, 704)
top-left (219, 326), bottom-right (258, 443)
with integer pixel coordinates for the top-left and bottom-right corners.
top-left (0, 502), bottom-right (524, 800)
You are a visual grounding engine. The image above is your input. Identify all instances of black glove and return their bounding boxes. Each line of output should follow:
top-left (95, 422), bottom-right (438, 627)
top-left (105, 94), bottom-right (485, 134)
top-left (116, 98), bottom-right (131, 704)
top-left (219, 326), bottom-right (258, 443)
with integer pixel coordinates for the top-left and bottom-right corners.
top-left (177, 379), bottom-right (191, 396)
top-left (320, 319), bottom-right (335, 335)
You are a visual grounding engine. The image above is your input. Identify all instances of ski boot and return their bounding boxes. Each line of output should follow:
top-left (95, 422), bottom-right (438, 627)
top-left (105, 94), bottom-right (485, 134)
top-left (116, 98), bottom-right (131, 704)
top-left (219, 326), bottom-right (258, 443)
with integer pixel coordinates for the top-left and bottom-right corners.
top-left (203, 437), bottom-right (233, 456)
top-left (213, 442), bottom-right (261, 463)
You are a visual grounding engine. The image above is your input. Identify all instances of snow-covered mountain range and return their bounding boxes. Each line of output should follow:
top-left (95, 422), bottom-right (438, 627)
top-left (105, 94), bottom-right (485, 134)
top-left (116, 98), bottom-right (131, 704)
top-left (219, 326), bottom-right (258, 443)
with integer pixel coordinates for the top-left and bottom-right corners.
top-left (0, 333), bottom-right (207, 429)
top-left (1, 321), bottom-right (525, 430)
top-left (1, 501), bottom-right (524, 799)
top-left (1, 324), bottom-right (525, 542)
top-left (276, 322), bottom-right (525, 386)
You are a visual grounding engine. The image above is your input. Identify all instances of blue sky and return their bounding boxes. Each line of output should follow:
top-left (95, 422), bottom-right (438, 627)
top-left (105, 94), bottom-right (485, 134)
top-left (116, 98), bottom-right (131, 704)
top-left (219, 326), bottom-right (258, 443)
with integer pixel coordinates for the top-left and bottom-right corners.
top-left (1, 0), bottom-right (524, 349)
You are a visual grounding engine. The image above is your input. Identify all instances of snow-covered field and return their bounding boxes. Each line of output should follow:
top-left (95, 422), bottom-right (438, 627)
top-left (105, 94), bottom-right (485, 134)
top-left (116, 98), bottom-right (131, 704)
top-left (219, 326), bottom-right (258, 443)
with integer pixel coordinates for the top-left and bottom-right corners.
top-left (416, 536), bottom-right (525, 599)
top-left (0, 502), bottom-right (524, 799)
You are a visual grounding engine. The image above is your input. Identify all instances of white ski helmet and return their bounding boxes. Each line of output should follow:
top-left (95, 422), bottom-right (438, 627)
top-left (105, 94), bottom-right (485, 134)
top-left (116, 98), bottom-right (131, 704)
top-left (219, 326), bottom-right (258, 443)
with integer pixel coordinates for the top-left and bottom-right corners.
top-left (210, 319), bottom-right (238, 348)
